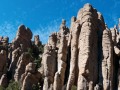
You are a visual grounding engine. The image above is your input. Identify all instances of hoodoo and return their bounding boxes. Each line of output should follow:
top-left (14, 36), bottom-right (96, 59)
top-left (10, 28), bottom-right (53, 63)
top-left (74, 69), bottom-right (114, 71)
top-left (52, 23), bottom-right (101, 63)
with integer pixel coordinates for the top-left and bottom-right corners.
top-left (0, 3), bottom-right (120, 90)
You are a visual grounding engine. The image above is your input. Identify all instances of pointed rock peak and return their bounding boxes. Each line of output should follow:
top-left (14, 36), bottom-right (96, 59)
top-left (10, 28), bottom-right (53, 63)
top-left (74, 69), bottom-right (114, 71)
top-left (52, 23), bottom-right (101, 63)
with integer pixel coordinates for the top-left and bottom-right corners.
top-left (83, 3), bottom-right (93, 11)
top-left (18, 24), bottom-right (26, 30)
top-left (97, 12), bottom-right (101, 15)
top-left (77, 3), bottom-right (94, 20)
top-left (105, 23), bottom-right (108, 29)
top-left (97, 12), bottom-right (104, 21)
top-left (71, 16), bottom-right (76, 22)
top-left (114, 25), bottom-right (117, 29)
top-left (60, 19), bottom-right (66, 29)
top-left (61, 19), bottom-right (66, 25)
top-left (84, 3), bottom-right (92, 7)
top-left (16, 24), bottom-right (33, 40)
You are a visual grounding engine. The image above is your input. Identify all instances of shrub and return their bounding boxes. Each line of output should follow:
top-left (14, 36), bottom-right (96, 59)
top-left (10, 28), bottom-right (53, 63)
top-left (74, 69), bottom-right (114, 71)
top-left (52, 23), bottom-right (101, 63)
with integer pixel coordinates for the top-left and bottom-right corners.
top-left (6, 80), bottom-right (20, 90)
top-left (71, 85), bottom-right (77, 90)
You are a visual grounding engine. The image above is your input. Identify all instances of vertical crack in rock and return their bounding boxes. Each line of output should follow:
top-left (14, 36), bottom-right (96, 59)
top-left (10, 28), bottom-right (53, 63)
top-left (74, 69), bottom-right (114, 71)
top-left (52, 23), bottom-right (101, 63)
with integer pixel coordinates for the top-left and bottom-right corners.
top-left (66, 16), bottom-right (81, 90)
top-left (1, 3), bottom-right (120, 90)
top-left (102, 26), bottom-right (113, 90)
top-left (77, 3), bottom-right (99, 89)
top-left (54, 35), bottom-right (68, 90)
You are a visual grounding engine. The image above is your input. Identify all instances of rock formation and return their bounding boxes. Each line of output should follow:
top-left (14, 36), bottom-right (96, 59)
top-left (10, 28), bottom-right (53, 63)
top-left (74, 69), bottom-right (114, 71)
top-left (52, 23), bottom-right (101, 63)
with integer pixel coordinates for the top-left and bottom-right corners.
top-left (34, 35), bottom-right (41, 46)
top-left (14, 52), bottom-right (34, 82)
top-left (0, 74), bottom-right (8, 88)
top-left (1, 3), bottom-right (120, 90)
top-left (0, 50), bottom-right (7, 78)
top-left (0, 24), bottom-right (43, 89)
top-left (66, 18), bottom-right (80, 90)
top-left (42, 44), bottom-right (57, 90)
top-left (77, 4), bottom-right (99, 90)
top-left (21, 62), bottom-right (41, 90)
top-left (40, 3), bottom-right (120, 90)
top-left (102, 26), bottom-right (113, 89)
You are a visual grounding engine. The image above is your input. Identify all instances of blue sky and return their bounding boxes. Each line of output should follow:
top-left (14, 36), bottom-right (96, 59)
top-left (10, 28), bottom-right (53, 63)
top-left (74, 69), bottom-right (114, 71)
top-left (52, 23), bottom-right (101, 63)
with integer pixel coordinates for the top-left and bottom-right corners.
top-left (0, 0), bottom-right (120, 43)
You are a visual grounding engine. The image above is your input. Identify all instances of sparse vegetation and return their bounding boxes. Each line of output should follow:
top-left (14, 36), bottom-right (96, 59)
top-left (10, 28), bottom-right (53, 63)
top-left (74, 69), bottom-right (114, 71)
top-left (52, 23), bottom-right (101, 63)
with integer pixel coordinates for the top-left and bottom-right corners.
top-left (6, 81), bottom-right (20, 90)
top-left (32, 83), bottom-right (41, 90)
top-left (27, 43), bottom-right (44, 69)
top-left (0, 80), bottom-right (21, 90)
top-left (71, 85), bottom-right (77, 90)
top-left (0, 86), bottom-right (5, 90)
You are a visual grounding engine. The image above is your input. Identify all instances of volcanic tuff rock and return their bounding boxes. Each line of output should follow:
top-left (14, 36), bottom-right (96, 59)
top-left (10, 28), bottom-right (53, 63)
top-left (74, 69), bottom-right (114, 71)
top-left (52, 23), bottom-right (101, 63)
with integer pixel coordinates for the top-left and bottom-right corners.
top-left (34, 35), bottom-right (41, 46)
top-left (0, 23), bottom-right (43, 90)
top-left (12, 25), bottom-right (32, 51)
top-left (41, 3), bottom-right (120, 90)
top-left (0, 50), bottom-right (7, 78)
top-left (14, 52), bottom-right (34, 82)
top-left (0, 74), bottom-right (8, 88)
top-left (21, 62), bottom-right (41, 90)
top-left (1, 3), bottom-right (120, 90)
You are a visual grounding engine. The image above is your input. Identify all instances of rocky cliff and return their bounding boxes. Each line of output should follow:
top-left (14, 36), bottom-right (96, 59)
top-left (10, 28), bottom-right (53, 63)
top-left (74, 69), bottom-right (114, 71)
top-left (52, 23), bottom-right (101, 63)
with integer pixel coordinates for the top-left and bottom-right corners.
top-left (0, 3), bottom-right (120, 90)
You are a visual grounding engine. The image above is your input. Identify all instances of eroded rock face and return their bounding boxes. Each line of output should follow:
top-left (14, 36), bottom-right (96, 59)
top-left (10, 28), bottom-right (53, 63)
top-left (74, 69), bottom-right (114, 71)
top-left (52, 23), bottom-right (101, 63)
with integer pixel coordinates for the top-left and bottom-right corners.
top-left (8, 47), bottom-right (22, 79)
top-left (14, 52), bottom-right (34, 82)
top-left (66, 21), bottom-right (80, 90)
top-left (42, 44), bottom-right (57, 90)
top-left (77, 3), bottom-right (99, 89)
top-left (34, 35), bottom-right (41, 46)
top-left (110, 26), bottom-right (117, 45)
top-left (0, 74), bottom-right (8, 88)
top-left (8, 25), bottom-right (33, 80)
top-left (1, 3), bottom-right (120, 90)
top-left (48, 33), bottom-right (57, 49)
top-left (12, 25), bottom-right (32, 51)
top-left (53, 35), bottom-right (68, 90)
top-left (114, 28), bottom-right (120, 89)
top-left (59, 19), bottom-right (69, 35)
top-left (0, 50), bottom-right (7, 78)
top-left (21, 63), bottom-right (41, 90)
top-left (40, 3), bottom-right (120, 90)
top-left (102, 27), bottom-right (113, 89)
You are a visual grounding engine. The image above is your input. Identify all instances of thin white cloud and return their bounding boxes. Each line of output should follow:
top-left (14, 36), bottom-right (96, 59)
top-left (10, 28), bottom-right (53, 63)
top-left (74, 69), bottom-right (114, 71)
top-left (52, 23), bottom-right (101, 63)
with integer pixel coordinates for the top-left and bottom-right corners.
top-left (0, 21), bottom-right (23, 42)
top-left (0, 22), bottom-right (16, 42)
top-left (0, 20), bottom-right (61, 44)
top-left (33, 20), bottom-right (60, 44)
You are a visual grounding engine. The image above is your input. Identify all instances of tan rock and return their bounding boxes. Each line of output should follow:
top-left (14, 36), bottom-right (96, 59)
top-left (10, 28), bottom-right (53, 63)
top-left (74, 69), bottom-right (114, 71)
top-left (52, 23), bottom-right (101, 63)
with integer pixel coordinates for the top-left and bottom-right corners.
top-left (12, 25), bottom-right (32, 51)
top-left (8, 47), bottom-right (22, 79)
top-left (53, 35), bottom-right (68, 90)
top-left (48, 33), bottom-right (57, 49)
top-left (42, 44), bottom-right (57, 90)
top-left (0, 74), bottom-right (8, 88)
top-left (59, 19), bottom-right (69, 35)
top-left (102, 28), bottom-right (113, 89)
top-left (25, 62), bottom-right (36, 73)
top-left (66, 22), bottom-right (80, 90)
top-left (110, 26), bottom-right (118, 45)
top-left (77, 3), bottom-right (98, 89)
top-left (34, 35), bottom-right (41, 46)
top-left (21, 72), bottom-right (40, 90)
top-left (14, 52), bottom-right (34, 81)
top-left (0, 50), bottom-right (7, 78)
top-left (21, 63), bottom-right (41, 90)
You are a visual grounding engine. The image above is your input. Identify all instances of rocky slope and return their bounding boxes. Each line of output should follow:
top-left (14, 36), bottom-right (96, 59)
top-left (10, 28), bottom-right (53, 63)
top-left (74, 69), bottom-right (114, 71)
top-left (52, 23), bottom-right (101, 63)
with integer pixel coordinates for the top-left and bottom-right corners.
top-left (0, 3), bottom-right (120, 90)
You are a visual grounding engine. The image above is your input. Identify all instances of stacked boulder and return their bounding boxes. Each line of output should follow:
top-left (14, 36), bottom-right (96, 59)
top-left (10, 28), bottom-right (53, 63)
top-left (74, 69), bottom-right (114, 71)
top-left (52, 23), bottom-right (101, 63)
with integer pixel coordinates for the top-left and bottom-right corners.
top-left (21, 62), bottom-right (41, 90)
